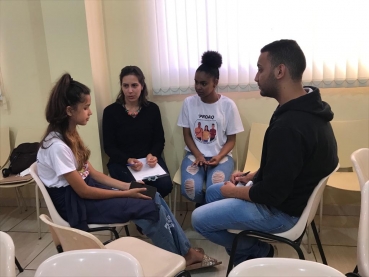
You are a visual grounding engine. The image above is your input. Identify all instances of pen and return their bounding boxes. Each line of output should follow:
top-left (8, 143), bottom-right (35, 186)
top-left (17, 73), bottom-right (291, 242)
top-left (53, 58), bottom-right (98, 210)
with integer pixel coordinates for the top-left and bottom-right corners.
top-left (240, 171), bottom-right (250, 177)
top-left (126, 163), bottom-right (135, 167)
top-left (235, 171), bottom-right (251, 186)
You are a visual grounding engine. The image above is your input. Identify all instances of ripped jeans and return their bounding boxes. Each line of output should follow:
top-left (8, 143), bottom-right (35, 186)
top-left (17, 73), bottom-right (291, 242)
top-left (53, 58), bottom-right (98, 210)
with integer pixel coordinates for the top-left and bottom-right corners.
top-left (180, 151), bottom-right (234, 204)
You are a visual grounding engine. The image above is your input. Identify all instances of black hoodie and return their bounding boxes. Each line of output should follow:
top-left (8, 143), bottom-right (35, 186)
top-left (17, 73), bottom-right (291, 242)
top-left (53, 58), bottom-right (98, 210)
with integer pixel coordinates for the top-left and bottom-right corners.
top-left (249, 87), bottom-right (338, 217)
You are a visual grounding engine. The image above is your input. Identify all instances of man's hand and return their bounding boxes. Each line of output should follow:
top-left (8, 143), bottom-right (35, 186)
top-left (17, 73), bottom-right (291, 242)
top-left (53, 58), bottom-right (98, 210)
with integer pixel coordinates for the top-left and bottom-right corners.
top-left (220, 181), bottom-right (237, 198)
top-left (231, 171), bottom-right (255, 184)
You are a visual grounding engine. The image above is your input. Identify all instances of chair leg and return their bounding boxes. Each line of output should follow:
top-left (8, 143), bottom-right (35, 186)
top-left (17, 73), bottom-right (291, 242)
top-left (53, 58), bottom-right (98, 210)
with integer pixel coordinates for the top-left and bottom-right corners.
top-left (307, 224), bottom-right (312, 254)
top-left (226, 232), bottom-right (242, 276)
top-left (168, 192), bottom-right (172, 211)
top-left (14, 188), bottom-right (22, 213)
top-left (124, 225), bottom-right (130, 236)
top-left (319, 196), bottom-right (323, 233)
top-left (111, 227), bottom-right (119, 239)
top-left (35, 184), bottom-right (41, 239)
top-left (173, 185), bottom-right (177, 219)
top-left (15, 187), bottom-right (27, 212)
top-left (353, 265), bottom-right (358, 273)
top-left (311, 220), bottom-right (328, 265)
top-left (15, 257), bottom-right (23, 273)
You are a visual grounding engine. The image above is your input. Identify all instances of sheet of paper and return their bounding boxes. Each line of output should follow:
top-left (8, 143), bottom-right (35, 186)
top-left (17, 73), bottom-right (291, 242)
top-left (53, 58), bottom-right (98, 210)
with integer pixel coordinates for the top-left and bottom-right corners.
top-left (127, 158), bottom-right (167, 181)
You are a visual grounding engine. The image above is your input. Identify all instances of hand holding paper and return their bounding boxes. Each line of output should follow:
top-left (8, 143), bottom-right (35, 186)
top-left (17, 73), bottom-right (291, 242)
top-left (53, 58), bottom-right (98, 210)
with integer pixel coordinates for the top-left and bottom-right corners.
top-left (127, 158), bottom-right (168, 181)
top-left (146, 154), bottom-right (158, 168)
top-left (127, 158), bottom-right (143, 171)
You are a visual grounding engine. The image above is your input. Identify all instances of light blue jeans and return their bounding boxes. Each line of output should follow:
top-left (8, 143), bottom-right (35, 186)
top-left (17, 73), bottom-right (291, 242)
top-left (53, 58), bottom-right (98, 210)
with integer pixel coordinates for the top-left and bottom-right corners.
top-left (180, 151), bottom-right (234, 204)
top-left (133, 193), bottom-right (191, 256)
top-left (192, 183), bottom-right (299, 265)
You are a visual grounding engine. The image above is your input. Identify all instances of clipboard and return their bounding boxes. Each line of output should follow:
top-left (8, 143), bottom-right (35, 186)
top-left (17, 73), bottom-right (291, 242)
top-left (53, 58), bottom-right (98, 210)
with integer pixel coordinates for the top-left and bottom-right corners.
top-left (127, 158), bottom-right (169, 181)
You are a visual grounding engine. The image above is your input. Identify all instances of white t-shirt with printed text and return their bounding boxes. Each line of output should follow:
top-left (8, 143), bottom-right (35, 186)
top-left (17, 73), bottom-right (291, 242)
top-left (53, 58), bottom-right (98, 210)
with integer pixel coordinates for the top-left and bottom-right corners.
top-left (37, 132), bottom-right (89, 188)
top-left (177, 95), bottom-right (244, 157)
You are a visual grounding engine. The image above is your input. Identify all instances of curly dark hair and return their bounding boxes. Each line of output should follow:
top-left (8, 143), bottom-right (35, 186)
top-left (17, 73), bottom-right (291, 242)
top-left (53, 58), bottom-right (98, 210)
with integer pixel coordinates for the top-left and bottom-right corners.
top-left (196, 50), bottom-right (222, 79)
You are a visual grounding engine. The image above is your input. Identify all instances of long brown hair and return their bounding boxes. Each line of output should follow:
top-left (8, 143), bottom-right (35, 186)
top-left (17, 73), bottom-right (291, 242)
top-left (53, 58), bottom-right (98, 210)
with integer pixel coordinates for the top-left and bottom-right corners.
top-left (41, 73), bottom-right (91, 170)
top-left (116, 66), bottom-right (149, 107)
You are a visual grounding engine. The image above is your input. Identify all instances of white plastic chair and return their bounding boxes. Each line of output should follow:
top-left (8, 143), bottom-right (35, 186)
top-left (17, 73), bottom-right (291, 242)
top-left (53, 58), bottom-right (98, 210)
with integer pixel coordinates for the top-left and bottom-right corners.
top-left (29, 163), bottom-right (130, 243)
top-left (226, 164), bottom-right (339, 276)
top-left (39, 214), bottom-right (189, 277)
top-left (0, 231), bottom-right (16, 277)
top-left (228, 258), bottom-right (345, 277)
top-left (35, 249), bottom-right (144, 277)
top-left (357, 181), bottom-right (369, 277)
top-left (351, 148), bottom-right (369, 190)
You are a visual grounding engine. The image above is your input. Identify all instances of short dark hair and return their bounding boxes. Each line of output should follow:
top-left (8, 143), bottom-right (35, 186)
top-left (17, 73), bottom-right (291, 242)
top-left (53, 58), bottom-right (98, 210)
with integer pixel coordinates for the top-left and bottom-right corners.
top-left (261, 40), bottom-right (306, 81)
top-left (116, 66), bottom-right (148, 107)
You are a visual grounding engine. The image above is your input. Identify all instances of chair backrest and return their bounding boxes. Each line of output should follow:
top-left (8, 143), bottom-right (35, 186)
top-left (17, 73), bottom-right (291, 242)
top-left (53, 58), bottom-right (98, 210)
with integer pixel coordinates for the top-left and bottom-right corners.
top-left (331, 120), bottom-right (369, 168)
top-left (228, 258), bottom-right (345, 277)
top-left (29, 163), bottom-right (70, 227)
top-left (0, 127), bottom-right (10, 169)
top-left (277, 163), bottom-right (339, 240)
top-left (358, 181), bottom-right (369, 277)
top-left (351, 148), bottom-right (369, 190)
top-left (0, 231), bottom-right (16, 277)
top-left (243, 123), bottom-right (268, 172)
top-left (39, 214), bottom-right (106, 251)
top-left (35, 249), bottom-right (144, 277)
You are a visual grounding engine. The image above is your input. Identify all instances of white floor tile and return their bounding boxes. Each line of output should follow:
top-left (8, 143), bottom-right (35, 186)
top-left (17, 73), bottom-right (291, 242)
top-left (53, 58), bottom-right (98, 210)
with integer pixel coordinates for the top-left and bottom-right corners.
top-left (7, 231), bottom-right (52, 268)
top-left (0, 207), bottom-right (36, 231)
top-left (313, 245), bottom-right (357, 274)
top-left (17, 269), bottom-right (36, 277)
top-left (11, 208), bottom-right (50, 233)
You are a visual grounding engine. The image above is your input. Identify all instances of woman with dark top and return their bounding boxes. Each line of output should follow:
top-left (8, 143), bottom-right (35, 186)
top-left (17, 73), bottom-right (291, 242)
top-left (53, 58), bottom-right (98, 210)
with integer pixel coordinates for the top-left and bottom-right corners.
top-left (103, 66), bottom-right (173, 197)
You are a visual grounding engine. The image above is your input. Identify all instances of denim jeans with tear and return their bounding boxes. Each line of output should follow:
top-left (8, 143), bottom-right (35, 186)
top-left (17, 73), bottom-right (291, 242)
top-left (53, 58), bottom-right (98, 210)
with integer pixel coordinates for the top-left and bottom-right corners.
top-left (133, 193), bottom-right (191, 256)
top-left (192, 183), bottom-right (299, 265)
top-left (180, 151), bottom-right (234, 204)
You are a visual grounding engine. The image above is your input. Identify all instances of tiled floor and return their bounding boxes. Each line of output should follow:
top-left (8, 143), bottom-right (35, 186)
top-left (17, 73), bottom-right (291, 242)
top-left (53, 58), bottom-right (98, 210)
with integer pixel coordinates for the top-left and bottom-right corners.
top-left (0, 206), bottom-right (358, 277)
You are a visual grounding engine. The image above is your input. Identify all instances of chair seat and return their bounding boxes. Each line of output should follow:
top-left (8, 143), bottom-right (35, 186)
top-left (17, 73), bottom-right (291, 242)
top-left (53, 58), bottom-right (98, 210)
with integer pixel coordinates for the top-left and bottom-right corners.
top-left (228, 258), bottom-right (345, 277)
top-left (327, 171), bottom-right (360, 191)
top-left (106, 237), bottom-right (186, 277)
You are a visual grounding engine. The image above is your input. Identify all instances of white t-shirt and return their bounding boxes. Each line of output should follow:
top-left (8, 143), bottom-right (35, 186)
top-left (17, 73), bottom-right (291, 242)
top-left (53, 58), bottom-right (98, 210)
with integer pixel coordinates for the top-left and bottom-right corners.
top-left (177, 95), bottom-right (244, 157)
top-left (37, 132), bottom-right (89, 188)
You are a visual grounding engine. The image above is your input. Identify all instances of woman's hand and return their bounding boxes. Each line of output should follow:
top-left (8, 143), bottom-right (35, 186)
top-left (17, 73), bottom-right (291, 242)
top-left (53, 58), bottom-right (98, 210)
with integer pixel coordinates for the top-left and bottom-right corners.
top-left (193, 155), bottom-right (208, 168)
top-left (125, 188), bottom-right (151, 199)
top-left (127, 158), bottom-right (143, 171)
top-left (146, 154), bottom-right (158, 168)
top-left (207, 155), bottom-right (222, 166)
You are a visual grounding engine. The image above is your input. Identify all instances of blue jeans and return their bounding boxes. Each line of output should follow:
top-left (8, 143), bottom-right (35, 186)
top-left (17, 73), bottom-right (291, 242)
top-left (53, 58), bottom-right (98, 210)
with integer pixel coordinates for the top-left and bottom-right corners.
top-left (192, 183), bottom-right (299, 265)
top-left (180, 152), bottom-right (234, 204)
top-left (134, 193), bottom-right (191, 256)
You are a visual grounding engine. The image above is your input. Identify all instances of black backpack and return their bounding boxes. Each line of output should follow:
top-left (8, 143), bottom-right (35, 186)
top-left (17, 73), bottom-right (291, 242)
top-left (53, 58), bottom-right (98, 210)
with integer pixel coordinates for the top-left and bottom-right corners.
top-left (8, 142), bottom-right (40, 174)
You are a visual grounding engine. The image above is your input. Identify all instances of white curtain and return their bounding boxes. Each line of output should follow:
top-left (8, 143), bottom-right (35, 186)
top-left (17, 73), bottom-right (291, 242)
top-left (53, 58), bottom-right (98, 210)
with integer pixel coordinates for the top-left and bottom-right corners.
top-left (148, 0), bottom-right (369, 95)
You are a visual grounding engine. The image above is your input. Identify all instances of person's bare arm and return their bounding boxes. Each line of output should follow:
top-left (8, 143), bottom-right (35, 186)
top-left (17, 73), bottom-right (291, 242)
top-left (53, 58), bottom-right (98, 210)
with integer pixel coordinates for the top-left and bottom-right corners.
top-left (220, 181), bottom-right (252, 201)
top-left (208, 134), bottom-right (236, 166)
top-left (87, 162), bottom-right (130, 190)
top-left (183, 127), bottom-right (206, 166)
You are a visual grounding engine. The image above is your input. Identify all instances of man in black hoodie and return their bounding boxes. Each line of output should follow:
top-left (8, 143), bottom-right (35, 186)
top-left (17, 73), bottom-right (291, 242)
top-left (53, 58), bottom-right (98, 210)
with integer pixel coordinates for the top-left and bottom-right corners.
top-left (192, 40), bottom-right (338, 265)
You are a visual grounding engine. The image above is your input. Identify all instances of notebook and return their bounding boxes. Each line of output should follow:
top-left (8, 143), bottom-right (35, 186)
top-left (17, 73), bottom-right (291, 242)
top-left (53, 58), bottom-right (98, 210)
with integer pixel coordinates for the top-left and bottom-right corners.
top-left (127, 158), bottom-right (168, 181)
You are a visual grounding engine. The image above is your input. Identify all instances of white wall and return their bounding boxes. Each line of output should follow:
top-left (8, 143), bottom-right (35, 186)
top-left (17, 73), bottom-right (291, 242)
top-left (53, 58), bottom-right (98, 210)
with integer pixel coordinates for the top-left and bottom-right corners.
top-left (0, 0), bottom-right (368, 211)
